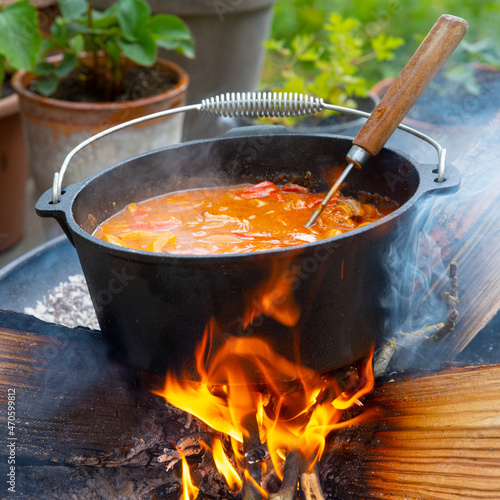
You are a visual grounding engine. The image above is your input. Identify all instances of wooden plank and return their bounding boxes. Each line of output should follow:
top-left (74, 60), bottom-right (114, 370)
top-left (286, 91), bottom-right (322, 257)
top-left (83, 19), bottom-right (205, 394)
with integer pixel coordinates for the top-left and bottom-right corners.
top-left (322, 364), bottom-right (500, 499)
top-left (2, 311), bottom-right (500, 499)
top-left (0, 310), bottom-right (185, 467)
top-left (0, 310), bottom-right (245, 498)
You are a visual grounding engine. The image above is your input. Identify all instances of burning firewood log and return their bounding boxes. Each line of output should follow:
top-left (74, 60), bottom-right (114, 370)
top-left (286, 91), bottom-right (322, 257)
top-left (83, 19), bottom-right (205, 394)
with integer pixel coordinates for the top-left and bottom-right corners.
top-left (1, 311), bottom-right (500, 499)
top-left (0, 311), bottom-right (181, 468)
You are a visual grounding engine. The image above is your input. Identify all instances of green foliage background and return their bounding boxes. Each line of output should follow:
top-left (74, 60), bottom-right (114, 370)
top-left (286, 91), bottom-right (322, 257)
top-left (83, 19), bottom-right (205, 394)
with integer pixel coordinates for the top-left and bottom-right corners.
top-left (263, 0), bottom-right (500, 85)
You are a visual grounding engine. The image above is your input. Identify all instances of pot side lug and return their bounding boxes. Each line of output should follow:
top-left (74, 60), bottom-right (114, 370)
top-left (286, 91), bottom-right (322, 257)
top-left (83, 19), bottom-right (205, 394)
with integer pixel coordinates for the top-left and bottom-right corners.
top-left (35, 184), bottom-right (80, 247)
top-left (416, 162), bottom-right (461, 197)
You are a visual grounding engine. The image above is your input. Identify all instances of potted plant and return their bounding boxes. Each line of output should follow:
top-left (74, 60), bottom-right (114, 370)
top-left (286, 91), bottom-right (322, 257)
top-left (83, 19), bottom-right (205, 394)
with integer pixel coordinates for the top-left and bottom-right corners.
top-left (252, 13), bottom-right (404, 134)
top-left (93, 0), bottom-right (278, 140)
top-left (0, 0), bottom-right (42, 252)
top-left (12, 0), bottom-right (194, 197)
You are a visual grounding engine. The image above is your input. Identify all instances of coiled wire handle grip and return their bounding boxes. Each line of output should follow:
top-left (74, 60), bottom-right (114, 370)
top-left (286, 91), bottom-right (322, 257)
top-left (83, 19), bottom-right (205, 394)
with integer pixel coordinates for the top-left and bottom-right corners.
top-left (201, 91), bottom-right (323, 117)
top-left (52, 91), bottom-right (447, 204)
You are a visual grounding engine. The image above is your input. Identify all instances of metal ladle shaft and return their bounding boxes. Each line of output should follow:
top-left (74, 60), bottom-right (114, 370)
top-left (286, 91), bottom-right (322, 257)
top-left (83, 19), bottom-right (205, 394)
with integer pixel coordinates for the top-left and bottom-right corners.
top-left (305, 14), bottom-right (469, 228)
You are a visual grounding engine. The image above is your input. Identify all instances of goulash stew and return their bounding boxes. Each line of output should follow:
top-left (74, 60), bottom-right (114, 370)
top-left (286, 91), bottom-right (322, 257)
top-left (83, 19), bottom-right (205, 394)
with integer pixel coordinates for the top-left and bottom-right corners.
top-left (93, 182), bottom-right (398, 255)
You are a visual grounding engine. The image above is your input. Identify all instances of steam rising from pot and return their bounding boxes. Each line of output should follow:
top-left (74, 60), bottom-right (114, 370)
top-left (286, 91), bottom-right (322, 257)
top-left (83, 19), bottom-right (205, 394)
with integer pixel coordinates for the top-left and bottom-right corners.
top-left (377, 97), bottom-right (500, 372)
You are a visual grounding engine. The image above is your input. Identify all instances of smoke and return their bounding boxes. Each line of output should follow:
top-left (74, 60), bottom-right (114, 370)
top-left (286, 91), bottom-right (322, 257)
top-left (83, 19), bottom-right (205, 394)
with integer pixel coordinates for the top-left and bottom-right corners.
top-left (377, 81), bottom-right (500, 372)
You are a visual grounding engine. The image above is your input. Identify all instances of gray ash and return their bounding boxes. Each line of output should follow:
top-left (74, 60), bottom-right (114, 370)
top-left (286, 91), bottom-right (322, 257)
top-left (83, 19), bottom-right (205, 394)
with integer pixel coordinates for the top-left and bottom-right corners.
top-left (24, 274), bottom-right (99, 330)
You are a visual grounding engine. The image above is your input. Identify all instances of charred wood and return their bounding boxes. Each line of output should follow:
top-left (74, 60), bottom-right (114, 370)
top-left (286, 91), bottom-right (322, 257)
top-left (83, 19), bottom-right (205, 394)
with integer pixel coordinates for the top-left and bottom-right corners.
top-left (268, 450), bottom-right (300, 500)
top-left (242, 414), bottom-right (265, 500)
top-left (2, 312), bottom-right (500, 499)
top-left (424, 261), bottom-right (459, 345)
top-left (0, 311), bottom-right (185, 468)
top-left (0, 310), bottom-right (241, 498)
top-left (321, 363), bottom-right (500, 499)
top-left (300, 461), bottom-right (326, 500)
top-left (245, 442), bottom-right (270, 464)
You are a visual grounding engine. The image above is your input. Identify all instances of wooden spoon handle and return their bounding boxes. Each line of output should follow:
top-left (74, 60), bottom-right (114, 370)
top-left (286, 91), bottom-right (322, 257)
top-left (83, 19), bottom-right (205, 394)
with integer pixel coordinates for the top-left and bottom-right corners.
top-left (353, 14), bottom-right (468, 157)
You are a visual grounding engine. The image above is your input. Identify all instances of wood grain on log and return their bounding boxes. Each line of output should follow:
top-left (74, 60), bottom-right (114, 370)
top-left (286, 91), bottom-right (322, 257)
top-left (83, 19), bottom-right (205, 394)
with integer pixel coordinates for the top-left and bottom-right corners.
top-left (0, 311), bottom-right (240, 499)
top-left (2, 312), bottom-right (500, 499)
top-left (322, 364), bottom-right (500, 500)
top-left (0, 311), bottom-right (186, 468)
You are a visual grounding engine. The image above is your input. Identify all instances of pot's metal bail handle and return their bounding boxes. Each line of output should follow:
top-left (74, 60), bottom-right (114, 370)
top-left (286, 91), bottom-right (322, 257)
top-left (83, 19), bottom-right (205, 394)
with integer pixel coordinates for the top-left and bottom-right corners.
top-left (51, 92), bottom-right (449, 204)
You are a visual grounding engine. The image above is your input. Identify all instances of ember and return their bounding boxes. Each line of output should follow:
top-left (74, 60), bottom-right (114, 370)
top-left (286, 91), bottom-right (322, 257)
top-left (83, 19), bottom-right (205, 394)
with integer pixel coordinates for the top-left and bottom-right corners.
top-left (154, 320), bottom-right (375, 498)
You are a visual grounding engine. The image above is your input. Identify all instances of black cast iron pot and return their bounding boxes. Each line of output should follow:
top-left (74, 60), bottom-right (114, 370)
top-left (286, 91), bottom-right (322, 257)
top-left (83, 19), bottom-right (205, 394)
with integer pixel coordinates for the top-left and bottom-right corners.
top-left (36, 127), bottom-right (460, 377)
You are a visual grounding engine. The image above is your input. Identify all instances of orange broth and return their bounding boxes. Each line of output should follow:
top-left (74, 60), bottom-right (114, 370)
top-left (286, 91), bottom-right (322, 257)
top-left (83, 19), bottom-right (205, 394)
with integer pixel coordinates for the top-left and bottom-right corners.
top-left (93, 181), bottom-right (398, 255)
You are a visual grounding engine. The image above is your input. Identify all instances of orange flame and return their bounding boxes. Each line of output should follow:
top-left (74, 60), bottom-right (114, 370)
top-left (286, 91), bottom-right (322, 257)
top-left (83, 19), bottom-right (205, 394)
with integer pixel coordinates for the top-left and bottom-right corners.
top-left (212, 436), bottom-right (242, 491)
top-left (154, 319), bottom-right (375, 491)
top-left (244, 469), bottom-right (269, 499)
top-left (179, 448), bottom-right (199, 500)
top-left (332, 355), bottom-right (374, 410)
top-left (242, 259), bottom-right (300, 328)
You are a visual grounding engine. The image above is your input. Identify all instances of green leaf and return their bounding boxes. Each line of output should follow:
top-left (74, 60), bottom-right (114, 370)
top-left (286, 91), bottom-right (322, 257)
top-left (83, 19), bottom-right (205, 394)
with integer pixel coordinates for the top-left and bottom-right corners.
top-left (175, 38), bottom-right (195, 59)
top-left (307, 71), bottom-right (334, 99)
top-left (70, 34), bottom-right (85, 53)
top-left (280, 74), bottom-right (308, 96)
top-left (0, 0), bottom-right (42, 70)
top-left (118, 27), bottom-right (156, 66)
top-left (36, 75), bottom-right (59, 96)
top-left (95, 2), bottom-right (119, 20)
top-left (325, 13), bottom-right (360, 35)
top-left (461, 38), bottom-right (493, 55)
top-left (155, 37), bottom-right (195, 59)
top-left (50, 18), bottom-right (67, 45)
top-left (298, 47), bottom-right (321, 62)
top-left (480, 52), bottom-right (500, 69)
top-left (36, 53), bottom-right (77, 81)
top-left (463, 79), bottom-right (481, 96)
top-left (371, 34), bottom-right (404, 61)
top-left (117, 0), bottom-right (151, 41)
top-left (291, 34), bottom-right (314, 56)
top-left (34, 60), bottom-right (55, 75)
top-left (148, 14), bottom-right (193, 40)
top-left (58, 0), bottom-right (88, 20)
top-left (91, 3), bottom-right (119, 29)
top-left (148, 14), bottom-right (194, 57)
top-left (92, 13), bottom-right (119, 30)
top-left (263, 39), bottom-right (286, 52)
top-left (64, 20), bottom-right (95, 37)
top-left (39, 38), bottom-right (57, 56)
top-left (344, 75), bottom-right (369, 97)
top-left (444, 65), bottom-right (480, 96)
top-left (53, 53), bottom-right (77, 78)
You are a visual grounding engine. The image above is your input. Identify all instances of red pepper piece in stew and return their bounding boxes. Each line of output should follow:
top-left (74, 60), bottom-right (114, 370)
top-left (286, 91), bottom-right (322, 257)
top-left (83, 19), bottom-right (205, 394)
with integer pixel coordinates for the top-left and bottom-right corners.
top-left (282, 183), bottom-right (310, 195)
top-left (240, 181), bottom-right (279, 199)
top-left (270, 191), bottom-right (286, 202)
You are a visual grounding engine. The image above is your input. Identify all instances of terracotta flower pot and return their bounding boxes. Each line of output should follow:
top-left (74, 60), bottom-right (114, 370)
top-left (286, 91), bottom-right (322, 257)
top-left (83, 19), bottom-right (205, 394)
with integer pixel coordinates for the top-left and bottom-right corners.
top-left (93, 0), bottom-right (277, 140)
top-left (12, 55), bottom-right (189, 198)
top-left (0, 93), bottom-right (27, 253)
